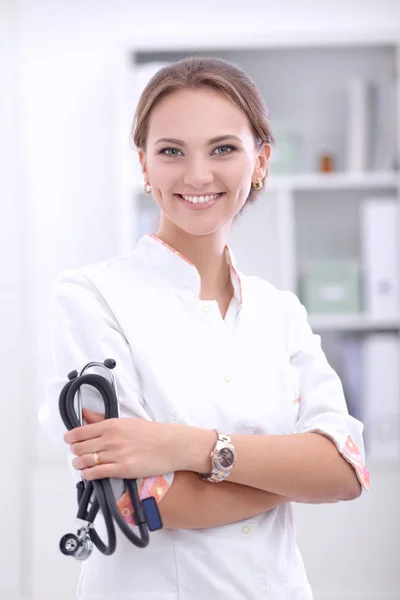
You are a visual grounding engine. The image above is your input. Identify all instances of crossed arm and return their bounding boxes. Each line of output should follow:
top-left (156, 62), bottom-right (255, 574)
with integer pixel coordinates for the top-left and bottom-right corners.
top-left (157, 429), bottom-right (362, 530)
top-left (53, 275), bottom-right (366, 532)
top-left (158, 471), bottom-right (288, 530)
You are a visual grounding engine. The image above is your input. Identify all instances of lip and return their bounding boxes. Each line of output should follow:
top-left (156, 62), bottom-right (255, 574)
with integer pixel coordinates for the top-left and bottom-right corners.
top-left (177, 193), bottom-right (223, 197)
top-left (174, 193), bottom-right (224, 211)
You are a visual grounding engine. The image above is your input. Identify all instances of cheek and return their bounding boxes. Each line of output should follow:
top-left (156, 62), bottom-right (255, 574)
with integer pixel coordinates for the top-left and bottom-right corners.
top-left (147, 155), bottom-right (254, 195)
top-left (223, 155), bottom-right (253, 186)
top-left (148, 160), bottom-right (181, 189)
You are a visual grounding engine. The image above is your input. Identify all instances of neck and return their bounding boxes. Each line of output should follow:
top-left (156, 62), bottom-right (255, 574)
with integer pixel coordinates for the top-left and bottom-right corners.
top-left (155, 223), bottom-right (232, 300)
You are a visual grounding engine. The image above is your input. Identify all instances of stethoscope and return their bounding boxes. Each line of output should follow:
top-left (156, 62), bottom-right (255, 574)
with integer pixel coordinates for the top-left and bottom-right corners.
top-left (58, 358), bottom-right (163, 560)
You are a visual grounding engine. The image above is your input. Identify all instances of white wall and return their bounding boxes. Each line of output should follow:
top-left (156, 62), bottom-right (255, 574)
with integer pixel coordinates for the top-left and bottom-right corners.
top-left (4, 1), bottom-right (400, 598)
top-left (0, 1), bottom-right (26, 598)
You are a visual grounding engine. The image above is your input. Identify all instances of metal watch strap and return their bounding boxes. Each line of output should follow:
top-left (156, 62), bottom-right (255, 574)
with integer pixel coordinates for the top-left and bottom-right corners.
top-left (198, 429), bottom-right (236, 483)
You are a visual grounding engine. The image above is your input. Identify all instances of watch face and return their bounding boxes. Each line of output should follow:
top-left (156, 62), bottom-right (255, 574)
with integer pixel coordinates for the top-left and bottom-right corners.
top-left (217, 447), bottom-right (234, 469)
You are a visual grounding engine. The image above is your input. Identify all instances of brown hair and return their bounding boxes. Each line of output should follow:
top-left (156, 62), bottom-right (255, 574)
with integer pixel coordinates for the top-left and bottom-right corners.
top-left (132, 56), bottom-right (274, 206)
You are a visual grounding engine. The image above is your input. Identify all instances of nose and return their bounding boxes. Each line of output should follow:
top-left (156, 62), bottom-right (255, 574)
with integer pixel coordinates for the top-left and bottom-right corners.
top-left (183, 155), bottom-right (214, 189)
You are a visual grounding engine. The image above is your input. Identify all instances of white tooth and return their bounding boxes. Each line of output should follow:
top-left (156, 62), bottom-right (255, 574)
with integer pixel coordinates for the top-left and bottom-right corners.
top-left (181, 194), bottom-right (220, 203)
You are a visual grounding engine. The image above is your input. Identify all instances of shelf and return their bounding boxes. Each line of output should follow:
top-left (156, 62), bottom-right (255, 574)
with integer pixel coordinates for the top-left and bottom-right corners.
top-left (308, 314), bottom-right (400, 332)
top-left (130, 172), bottom-right (399, 198)
top-left (267, 171), bottom-right (399, 192)
top-left (131, 31), bottom-right (400, 53)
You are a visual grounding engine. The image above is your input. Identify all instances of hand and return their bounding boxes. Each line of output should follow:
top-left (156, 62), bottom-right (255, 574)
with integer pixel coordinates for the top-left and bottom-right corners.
top-left (64, 408), bottom-right (180, 481)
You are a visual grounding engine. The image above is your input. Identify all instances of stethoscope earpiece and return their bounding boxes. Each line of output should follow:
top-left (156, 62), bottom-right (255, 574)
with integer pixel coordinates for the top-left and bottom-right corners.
top-left (58, 359), bottom-right (162, 560)
top-left (103, 358), bottom-right (116, 369)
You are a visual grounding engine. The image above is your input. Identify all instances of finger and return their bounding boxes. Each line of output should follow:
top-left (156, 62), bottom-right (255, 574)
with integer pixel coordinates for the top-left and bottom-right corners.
top-left (82, 408), bottom-right (105, 424)
top-left (72, 451), bottom-right (112, 471)
top-left (64, 423), bottom-right (104, 445)
top-left (70, 438), bottom-right (108, 457)
top-left (64, 417), bottom-right (119, 444)
top-left (81, 462), bottom-right (124, 481)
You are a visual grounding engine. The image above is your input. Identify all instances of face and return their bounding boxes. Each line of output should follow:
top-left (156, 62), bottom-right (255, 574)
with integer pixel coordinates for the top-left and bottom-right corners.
top-left (138, 87), bottom-right (270, 238)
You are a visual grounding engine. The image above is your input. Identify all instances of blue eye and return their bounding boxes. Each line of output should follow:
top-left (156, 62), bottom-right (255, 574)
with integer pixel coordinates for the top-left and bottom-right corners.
top-left (213, 145), bottom-right (237, 155)
top-left (159, 147), bottom-right (183, 157)
top-left (158, 144), bottom-right (237, 157)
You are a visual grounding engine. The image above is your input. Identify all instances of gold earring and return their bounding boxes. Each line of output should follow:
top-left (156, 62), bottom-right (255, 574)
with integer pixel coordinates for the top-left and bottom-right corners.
top-left (144, 182), bottom-right (152, 194)
top-left (252, 178), bottom-right (263, 191)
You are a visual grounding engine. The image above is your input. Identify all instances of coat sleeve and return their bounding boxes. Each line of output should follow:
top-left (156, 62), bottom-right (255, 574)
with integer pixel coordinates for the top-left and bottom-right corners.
top-left (38, 268), bottom-right (174, 514)
top-left (282, 291), bottom-right (370, 492)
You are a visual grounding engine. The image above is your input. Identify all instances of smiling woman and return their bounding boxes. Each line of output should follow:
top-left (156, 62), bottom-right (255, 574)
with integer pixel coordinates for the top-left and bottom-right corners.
top-left (134, 58), bottom-right (274, 237)
top-left (139, 86), bottom-right (270, 236)
top-left (41, 56), bottom-right (369, 600)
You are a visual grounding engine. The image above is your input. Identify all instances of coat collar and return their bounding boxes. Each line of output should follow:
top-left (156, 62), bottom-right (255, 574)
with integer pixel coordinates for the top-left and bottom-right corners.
top-left (135, 233), bottom-right (243, 305)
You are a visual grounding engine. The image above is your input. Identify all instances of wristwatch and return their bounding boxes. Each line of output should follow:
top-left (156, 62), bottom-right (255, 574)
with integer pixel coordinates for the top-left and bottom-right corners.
top-left (198, 429), bottom-right (236, 483)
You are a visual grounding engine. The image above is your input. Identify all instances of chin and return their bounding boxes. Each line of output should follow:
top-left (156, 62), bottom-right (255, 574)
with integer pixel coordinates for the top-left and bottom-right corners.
top-left (160, 203), bottom-right (235, 236)
top-left (176, 222), bottom-right (222, 237)
top-left (179, 213), bottom-right (234, 235)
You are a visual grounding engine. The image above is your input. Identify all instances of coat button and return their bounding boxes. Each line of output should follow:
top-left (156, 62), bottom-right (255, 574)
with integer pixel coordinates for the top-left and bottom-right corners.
top-left (203, 305), bottom-right (211, 313)
top-left (224, 374), bottom-right (232, 382)
top-left (242, 525), bottom-right (251, 535)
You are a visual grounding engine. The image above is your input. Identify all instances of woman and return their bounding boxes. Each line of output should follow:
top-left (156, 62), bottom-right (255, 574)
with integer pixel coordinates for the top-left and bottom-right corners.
top-left (41, 57), bottom-right (370, 600)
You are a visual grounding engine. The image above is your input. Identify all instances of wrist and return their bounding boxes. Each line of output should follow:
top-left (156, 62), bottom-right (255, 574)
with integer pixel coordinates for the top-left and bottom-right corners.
top-left (173, 424), bottom-right (216, 473)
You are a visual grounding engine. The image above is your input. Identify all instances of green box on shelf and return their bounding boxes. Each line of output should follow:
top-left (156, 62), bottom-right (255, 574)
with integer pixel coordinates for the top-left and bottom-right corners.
top-left (300, 259), bottom-right (362, 314)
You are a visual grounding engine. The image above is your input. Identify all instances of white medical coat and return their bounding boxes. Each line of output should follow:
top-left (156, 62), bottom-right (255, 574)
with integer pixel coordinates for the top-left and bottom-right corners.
top-left (39, 233), bottom-right (370, 600)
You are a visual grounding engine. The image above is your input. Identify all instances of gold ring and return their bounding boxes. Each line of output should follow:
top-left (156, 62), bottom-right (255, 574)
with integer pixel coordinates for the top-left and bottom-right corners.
top-left (93, 452), bottom-right (101, 466)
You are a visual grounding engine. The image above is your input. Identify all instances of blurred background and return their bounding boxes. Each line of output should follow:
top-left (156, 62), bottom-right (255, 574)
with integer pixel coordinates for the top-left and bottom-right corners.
top-left (2, 0), bottom-right (400, 598)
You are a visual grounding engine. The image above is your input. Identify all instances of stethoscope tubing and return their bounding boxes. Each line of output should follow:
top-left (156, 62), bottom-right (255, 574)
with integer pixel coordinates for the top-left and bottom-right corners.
top-left (58, 364), bottom-right (150, 557)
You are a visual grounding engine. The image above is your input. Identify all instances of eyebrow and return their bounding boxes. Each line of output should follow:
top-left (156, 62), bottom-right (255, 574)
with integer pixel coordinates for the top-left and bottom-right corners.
top-left (153, 135), bottom-right (243, 147)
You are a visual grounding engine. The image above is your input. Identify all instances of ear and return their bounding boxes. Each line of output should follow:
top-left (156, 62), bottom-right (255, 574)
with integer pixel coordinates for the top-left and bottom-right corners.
top-left (254, 143), bottom-right (271, 180)
top-left (138, 148), bottom-right (147, 177)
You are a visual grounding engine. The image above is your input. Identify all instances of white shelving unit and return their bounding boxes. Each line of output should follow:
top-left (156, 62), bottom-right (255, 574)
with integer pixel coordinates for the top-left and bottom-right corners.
top-left (112, 29), bottom-right (400, 600)
top-left (265, 170), bottom-right (400, 313)
top-left (269, 170), bottom-right (400, 191)
top-left (308, 313), bottom-right (399, 332)
top-left (117, 32), bottom-right (400, 420)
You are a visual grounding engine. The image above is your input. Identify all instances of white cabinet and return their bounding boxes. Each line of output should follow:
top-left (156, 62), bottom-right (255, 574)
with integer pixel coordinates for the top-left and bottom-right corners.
top-left (121, 37), bottom-right (400, 462)
top-left (114, 32), bottom-right (400, 599)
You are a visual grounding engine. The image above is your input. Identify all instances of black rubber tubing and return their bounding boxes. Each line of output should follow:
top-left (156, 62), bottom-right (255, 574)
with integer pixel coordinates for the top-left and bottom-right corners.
top-left (58, 372), bottom-right (149, 554)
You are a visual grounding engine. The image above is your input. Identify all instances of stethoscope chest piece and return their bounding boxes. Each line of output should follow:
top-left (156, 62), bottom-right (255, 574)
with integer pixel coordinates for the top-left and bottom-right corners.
top-left (60, 528), bottom-right (94, 561)
top-left (58, 358), bottom-right (162, 561)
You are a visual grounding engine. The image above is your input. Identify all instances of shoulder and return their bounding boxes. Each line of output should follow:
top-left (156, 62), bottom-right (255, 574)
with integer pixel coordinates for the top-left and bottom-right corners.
top-left (49, 251), bottom-right (147, 334)
top-left (244, 275), bottom-right (314, 359)
top-left (49, 245), bottom-right (163, 338)
top-left (243, 273), bottom-right (305, 318)
top-left (51, 250), bottom-right (142, 299)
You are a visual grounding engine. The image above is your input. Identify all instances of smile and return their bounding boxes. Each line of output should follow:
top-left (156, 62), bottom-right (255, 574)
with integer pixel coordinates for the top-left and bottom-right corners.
top-left (176, 193), bottom-right (224, 204)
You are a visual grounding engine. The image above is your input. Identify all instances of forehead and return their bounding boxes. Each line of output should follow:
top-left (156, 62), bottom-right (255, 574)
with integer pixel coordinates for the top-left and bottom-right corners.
top-left (147, 87), bottom-right (252, 141)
